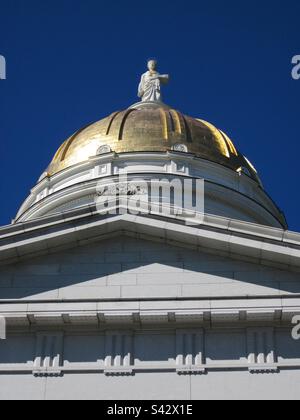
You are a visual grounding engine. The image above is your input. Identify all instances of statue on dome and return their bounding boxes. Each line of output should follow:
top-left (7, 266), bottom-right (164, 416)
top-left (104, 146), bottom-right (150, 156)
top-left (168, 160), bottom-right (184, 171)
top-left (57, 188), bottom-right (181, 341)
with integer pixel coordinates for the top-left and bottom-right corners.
top-left (138, 59), bottom-right (169, 103)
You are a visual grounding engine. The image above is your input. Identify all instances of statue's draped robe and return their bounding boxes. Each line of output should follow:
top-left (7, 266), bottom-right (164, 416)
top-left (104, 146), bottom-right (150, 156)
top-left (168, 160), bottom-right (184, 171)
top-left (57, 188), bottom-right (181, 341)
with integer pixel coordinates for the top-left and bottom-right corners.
top-left (138, 71), bottom-right (169, 102)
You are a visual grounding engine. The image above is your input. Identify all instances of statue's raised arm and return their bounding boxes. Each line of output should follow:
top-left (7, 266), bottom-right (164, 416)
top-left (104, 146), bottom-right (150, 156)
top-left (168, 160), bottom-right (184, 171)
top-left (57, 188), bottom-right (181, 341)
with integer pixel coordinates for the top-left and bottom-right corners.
top-left (138, 60), bottom-right (169, 103)
top-left (158, 74), bottom-right (170, 84)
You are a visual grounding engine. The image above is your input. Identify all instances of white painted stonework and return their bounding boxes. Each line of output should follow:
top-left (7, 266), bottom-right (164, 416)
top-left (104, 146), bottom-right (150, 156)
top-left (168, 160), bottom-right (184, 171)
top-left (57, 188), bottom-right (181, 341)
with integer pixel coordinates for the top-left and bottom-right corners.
top-left (0, 207), bottom-right (300, 400)
top-left (15, 152), bottom-right (286, 228)
top-left (0, 111), bottom-right (298, 400)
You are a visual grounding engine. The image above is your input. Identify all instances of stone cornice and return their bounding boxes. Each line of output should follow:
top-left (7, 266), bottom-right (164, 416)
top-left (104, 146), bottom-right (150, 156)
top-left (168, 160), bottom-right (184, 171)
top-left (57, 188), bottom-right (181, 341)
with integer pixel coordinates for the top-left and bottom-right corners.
top-left (1, 297), bottom-right (300, 326)
top-left (0, 210), bottom-right (299, 271)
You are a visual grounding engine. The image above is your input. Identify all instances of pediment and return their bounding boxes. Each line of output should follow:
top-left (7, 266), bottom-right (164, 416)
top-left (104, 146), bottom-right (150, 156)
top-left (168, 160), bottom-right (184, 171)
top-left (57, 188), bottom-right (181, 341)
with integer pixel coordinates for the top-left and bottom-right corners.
top-left (1, 213), bottom-right (299, 272)
top-left (0, 234), bottom-right (299, 302)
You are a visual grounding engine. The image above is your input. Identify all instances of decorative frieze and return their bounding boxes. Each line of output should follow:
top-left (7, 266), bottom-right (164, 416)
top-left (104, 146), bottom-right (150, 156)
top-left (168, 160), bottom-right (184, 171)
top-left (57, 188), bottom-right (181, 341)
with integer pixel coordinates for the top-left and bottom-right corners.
top-left (33, 332), bottom-right (64, 377)
top-left (247, 328), bottom-right (279, 373)
top-left (0, 327), bottom-right (298, 376)
top-left (104, 331), bottom-right (134, 376)
top-left (176, 329), bottom-right (206, 375)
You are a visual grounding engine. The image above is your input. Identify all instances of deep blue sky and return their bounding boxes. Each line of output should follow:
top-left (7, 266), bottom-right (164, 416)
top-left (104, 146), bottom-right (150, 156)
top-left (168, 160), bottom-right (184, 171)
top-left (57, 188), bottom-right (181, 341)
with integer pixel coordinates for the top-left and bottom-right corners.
top-left (0, 0), bottom-right (299, 230)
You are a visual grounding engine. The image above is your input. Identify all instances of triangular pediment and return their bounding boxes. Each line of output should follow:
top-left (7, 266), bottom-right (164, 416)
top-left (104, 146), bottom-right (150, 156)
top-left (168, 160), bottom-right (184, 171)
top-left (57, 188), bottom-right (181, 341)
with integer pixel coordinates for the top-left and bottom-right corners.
top-left (0, 234), bottom-right (299, 302)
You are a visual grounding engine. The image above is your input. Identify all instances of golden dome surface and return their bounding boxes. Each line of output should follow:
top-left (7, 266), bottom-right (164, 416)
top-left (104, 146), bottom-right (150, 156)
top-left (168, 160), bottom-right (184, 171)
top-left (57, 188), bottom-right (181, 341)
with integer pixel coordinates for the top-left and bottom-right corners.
top-left (46, 103), bottom-right (259, 182)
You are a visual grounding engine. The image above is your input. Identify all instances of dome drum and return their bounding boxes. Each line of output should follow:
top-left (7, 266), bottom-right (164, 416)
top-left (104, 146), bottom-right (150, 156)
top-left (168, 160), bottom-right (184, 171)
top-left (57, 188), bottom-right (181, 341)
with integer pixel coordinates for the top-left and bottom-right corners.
top-left (15, 150), bottom-right (287, 229)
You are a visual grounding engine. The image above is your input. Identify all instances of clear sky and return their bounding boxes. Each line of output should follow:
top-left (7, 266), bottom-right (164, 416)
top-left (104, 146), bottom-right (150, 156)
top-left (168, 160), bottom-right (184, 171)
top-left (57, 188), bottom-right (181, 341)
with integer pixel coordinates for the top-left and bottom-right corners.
top-left (0, 0), bottom-right (299, 230)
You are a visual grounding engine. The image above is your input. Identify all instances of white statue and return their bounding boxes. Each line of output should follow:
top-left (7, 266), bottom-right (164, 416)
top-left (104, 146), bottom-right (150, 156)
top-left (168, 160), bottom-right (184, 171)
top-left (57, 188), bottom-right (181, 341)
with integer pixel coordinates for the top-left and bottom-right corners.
top-left (138, 59), bottom-right (169, 103)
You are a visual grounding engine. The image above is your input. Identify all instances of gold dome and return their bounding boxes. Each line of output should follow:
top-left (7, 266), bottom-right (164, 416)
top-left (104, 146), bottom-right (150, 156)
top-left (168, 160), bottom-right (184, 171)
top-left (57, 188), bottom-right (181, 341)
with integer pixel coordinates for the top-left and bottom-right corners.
top-left (46, 103), bottom-right (259, 182)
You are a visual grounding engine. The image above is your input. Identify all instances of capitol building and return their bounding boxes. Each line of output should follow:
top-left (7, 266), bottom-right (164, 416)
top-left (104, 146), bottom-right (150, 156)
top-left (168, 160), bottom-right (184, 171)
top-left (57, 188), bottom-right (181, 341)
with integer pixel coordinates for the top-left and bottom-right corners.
top-left (0, 62), bottom-right (300, 400)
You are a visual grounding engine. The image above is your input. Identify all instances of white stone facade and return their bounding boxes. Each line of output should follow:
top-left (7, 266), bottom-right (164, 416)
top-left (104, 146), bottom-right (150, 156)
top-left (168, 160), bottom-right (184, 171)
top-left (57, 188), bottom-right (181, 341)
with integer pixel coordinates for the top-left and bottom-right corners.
top-left (0, 209), bottom-right (300, 400)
